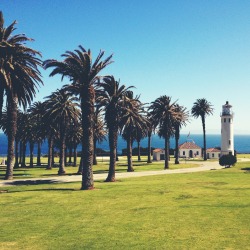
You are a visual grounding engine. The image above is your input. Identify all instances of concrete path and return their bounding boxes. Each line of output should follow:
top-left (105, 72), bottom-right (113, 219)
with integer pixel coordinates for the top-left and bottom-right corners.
top-left (0, 160), bottom-right (226, 187)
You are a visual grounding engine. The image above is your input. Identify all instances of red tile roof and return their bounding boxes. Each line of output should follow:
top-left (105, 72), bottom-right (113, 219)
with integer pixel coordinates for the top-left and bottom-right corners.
top-left (153, 148), bottom-right (164, 153)
top-left (179, 141), bottom-right (201, 150)
top-left (206, 148), bottom-right (220, 152)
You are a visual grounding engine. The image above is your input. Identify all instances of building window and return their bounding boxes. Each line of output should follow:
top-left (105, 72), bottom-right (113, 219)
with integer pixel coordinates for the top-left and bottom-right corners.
top-left (196, 151), bottom-right (199, 155)
top-left (229, 140), bottom-right (231, 145)
top-left (224, 118), bottom-right (226, 123)
top-left (183, 151), bottom-right (185, 156)
top-left (228, 118), bottom-right (231, 123)
top-left (212, 153), bottom-right (214, 157)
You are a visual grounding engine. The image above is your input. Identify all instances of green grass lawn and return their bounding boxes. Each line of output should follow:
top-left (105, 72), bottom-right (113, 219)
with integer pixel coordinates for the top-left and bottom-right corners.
top-left (0, 156), bottom-right (200, 180)
top-left (0, 160), bottom-right (249, 249)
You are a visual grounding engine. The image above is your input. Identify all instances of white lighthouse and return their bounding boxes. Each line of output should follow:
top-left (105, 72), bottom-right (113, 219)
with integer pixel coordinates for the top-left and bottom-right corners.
top-left (220, 101), bottom-right (234, 156)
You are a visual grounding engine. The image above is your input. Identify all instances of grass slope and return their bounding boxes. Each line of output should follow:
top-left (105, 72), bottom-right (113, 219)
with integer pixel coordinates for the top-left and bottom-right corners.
top-left (0, 161), bottom-right (249, 249)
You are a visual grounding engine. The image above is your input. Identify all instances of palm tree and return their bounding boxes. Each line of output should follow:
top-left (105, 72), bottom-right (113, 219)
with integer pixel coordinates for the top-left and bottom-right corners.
top-left (0, 12), bottom-right (42, 179)
top-left (43, 46), bottom-right (113, 190)
top-left (149, 96), bottom-right (177, 169)
top-left (44, 88), bottom-right (80, 174)
top-left (134, 121), bottom-right (148, 161)
top-left (173, 104), bottom-right (189, 164)
top-left (97, 76), bottom-right (132, 181)
top-left (146, 114), bottom-right (154, 163)
top-left (28, 101), bottom-right (46, 166)
top-left (93, 107), bottom-right (106, 165)
top-left (25, 112), bottom-right (37, 168)
top-left (120, 91), bottom-right (148, 172)
top-left (191, 98), bottom-right (214, 160)
top-left (19, 112), bottom-right (29, 168)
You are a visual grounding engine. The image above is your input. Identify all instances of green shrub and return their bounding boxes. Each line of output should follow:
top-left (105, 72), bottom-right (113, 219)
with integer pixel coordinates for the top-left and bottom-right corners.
top-left (219, 154), bottom-right (237, 168)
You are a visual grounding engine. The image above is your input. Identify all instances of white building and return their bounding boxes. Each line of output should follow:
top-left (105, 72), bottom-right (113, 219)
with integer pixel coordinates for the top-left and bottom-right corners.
top-left (153, 148), bottom-right (165, 161)
top-left (179, 141), bottom-right (202, 158)
top-left (220, 101), bottom-right (234, 156)
top-left (206, 148), bottom-right (221, 159)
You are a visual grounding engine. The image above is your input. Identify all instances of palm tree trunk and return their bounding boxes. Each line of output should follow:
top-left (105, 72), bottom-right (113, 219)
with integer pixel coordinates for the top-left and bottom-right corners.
top-left (164, 137), bottom-right (170, 169)
top-left (58, 127), bottom-right (66, 175)
top-left (68, 145), bottom-right (72, 163)
top-left (0, 85), bottom-right (4, 121)
top-left (52, 145), bottom-right (55, 166)
top-left (37, 141), bottom-right (41, 166)
top-left (137, 140), bottom-right (141, 161)
top-left (147, 132), bottom-right (152, 163)
top-left (127, 134), bottom-right (134, 172)
top-left (105, 126), bottom-right (117, 182)
top-left (47, 135), bottom-right (53, 169)
top-left (116, 148), bottom-right (119, 161)
top-left (64, 147), bottom-right (67, 166)
top-left (175, 128), bottom-right (180, 164)
top-left (29, 142), bottom-right (34, 168)
top-left (77, 153), bottom-right (83, 174)
top-left (93, 137), bottom-right (97, 165)
top-left (21, 142), bottom-right (26, 168)
top-left (5, 95), bottom-right (18, 180)
top-left (202, 116), bottom-right (207, 160)
top-left (73, 143), bottom-right (77, 167)
top-left (14, 140), bottom-right (19, 169)
top-left (81, 87), bottom-right (94, 190)
top-left (19, 141), bottom-right (23, 164)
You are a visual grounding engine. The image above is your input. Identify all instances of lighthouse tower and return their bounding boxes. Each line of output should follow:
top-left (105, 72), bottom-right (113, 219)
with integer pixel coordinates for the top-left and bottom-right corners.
top-left (220, 101), bottom-right (234, 156)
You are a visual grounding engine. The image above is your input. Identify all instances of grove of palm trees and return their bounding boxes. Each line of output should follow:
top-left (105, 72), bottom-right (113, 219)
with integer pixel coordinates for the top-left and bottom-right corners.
top-left (0, 11), bottom-right (215, 190)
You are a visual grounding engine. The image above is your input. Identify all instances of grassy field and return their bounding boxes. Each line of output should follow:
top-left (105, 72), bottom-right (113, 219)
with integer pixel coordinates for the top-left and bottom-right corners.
top-left (0, 156), bottom-right (201, 180)
top-left (0, 158), bottom-right (249, 249)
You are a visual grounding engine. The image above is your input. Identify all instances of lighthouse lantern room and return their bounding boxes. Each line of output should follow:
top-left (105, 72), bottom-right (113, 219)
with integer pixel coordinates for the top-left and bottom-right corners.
top-left (220, 101), bottom-right (234, 156)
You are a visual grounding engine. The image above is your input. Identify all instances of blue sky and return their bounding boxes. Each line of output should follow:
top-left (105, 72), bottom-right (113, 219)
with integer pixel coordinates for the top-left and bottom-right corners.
top-left (2, 0), bottom-right (250, 134)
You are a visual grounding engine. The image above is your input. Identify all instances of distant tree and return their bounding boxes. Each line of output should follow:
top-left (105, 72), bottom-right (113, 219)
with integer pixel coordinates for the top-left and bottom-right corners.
top-left (92, 107), bottom-right (106, 165)
top-left (219, 154), bottom-right (237, 168)
top-left (97, 76), bottom-right (132, 181)
top-left (149, 96), bottom-right (177, 169)
top-left (191, 98), bottom-right (213, 161)
top-left (173, 104), bottom-right (189, 164)
top-left (120, 91), bottom-right (148, 172)
top-left (146, 114), bottom-right (154, 164)
top-left (28, 101), bottom-right (46, 166)
top-left (44, 88), bottom-right (80, 175)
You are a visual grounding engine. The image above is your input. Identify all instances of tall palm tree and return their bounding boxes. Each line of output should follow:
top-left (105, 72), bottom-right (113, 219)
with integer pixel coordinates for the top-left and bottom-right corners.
top-left (173, 104), bottom-right (189, 164)
top-left (149, 96), bottom-right (177, 169)
top-left (97, 76), bottom-right (132, 181)
top-left (0, 12), bottom-right (42, 179)
top-left (44, 88), bottom-right (80, 174)
top-left (191, 98), bottom-right (214, 160)
top-left (43, 46), bottom-right (113, 190)
top-left (120, 91), bottom-right (148, 172)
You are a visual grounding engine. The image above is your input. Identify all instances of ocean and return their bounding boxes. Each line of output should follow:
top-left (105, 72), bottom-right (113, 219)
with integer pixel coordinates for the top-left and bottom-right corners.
top-left (0, 133), bottom-right (249, 156)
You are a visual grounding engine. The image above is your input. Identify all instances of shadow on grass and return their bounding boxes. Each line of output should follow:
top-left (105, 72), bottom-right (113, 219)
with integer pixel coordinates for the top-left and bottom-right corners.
top-left (3, 179), bottom-right (62, 186)
top-left (4, 187), bottom-right (77, 193)
top-left (241, 167), bottom-right (250, 172)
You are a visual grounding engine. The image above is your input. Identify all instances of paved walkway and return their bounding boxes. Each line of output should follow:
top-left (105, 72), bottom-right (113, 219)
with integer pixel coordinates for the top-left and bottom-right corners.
top-left (0, 160), bottom-right (226, 187)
